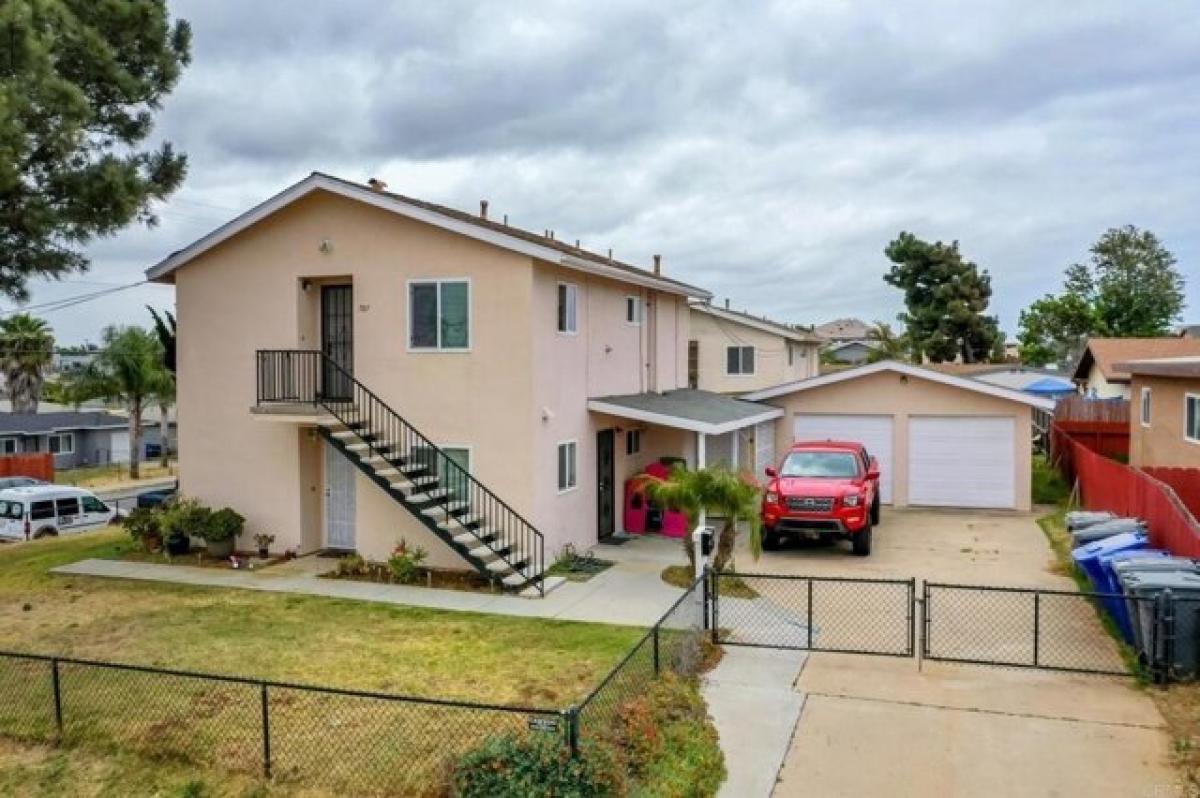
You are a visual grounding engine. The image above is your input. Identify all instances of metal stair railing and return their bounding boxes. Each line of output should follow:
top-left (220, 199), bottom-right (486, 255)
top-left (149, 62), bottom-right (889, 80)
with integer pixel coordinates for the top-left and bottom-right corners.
top-left (256, 349), bottom-right (545, 594)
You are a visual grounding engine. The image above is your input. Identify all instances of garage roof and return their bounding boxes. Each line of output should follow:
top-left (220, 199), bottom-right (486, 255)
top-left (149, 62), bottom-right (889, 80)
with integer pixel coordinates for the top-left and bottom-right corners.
top-left (588, 389), bottom-right (783, 435)
top-left (739, 360), bottom-right (1057, 411)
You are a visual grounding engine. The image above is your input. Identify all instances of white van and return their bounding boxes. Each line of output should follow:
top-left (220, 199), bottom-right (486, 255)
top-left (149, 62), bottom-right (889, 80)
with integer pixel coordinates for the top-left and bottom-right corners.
top-left (0, 486), bottom-right (116, 541)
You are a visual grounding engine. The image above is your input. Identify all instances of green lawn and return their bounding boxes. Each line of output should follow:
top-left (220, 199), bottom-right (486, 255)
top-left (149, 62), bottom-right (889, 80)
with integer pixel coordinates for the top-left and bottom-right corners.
top-left (0, 529), bottom-right (645, 796)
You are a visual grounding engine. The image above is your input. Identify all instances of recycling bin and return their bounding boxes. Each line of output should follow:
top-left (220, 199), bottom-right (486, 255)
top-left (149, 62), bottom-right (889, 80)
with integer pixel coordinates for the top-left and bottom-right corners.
top-left (1070, 518), bottom-right (1147, 548)
top-left (1096, 549), bottom-right (1169, 641)
top-left (1066, 510), bottom-right (1116, 531)
top-left (1071, 532), bottom-right (1148, 593)
top-left (1123, 572), bottom-right (1200, 680)
top-left (1116, 558), bottom-right (1200, 651)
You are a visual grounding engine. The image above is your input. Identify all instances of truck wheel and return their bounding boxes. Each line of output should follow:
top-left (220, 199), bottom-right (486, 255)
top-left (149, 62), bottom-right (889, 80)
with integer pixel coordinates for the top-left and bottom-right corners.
top-left (763, 528), bottom-right (780, 551)
top-left (852, 524), bottom-right (872, 557)
top-left (870, 498), bottom-right (881, 526)
top-left (33, 527), bottom-right (58, 540)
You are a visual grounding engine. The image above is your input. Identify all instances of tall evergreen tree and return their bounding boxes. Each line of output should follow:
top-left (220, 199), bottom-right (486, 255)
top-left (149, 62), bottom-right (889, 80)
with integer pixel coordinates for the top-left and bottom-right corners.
top-left (883, 232), bottom-right (1001, 363)
top-left (0, 1), bottom-right (191, 299)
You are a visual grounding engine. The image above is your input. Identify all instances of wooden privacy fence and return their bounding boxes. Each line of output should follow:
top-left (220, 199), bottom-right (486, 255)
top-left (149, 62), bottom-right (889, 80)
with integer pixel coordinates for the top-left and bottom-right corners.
top-left (0, 454), bottom-right (53, 482)
top-left (1145, 467), bottom-right (1200, 523)
top-left (1053, 426), bottom-right (1200, 557)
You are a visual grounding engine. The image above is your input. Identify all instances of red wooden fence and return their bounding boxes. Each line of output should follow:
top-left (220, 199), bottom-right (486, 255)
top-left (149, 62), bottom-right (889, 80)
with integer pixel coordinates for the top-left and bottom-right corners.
top-left (0, 454), bottom-right (54, 482)
top-left (1144, 467), bottom-right (1200, 522)
top-left (1054, 426), bottom-right (1200, 557)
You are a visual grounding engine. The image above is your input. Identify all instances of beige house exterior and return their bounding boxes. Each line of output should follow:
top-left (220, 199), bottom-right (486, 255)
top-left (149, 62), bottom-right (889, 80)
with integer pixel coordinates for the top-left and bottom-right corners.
top-left (743, 362), bottom-right (1054, 512)
top-left (687, 303), bottom-right (821, 393)
top-left (1120, 358), bottom-right (1200, 469)
top-left (1072, 338), bottom-right (1200, 400)
top-left (149, 173), bottom-right (781, 591)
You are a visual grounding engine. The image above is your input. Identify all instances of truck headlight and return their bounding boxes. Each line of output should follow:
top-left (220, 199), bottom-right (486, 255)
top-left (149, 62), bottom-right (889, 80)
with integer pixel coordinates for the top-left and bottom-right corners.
top-left (843, 494), bottom-right (861, 507)
top-left (765, 491), bottom-right (779, 504)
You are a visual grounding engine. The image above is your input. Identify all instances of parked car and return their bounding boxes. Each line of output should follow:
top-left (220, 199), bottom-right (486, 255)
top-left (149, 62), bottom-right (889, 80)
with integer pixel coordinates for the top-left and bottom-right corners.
top-left (760, 440), bottom-right (881, 556)
top-left (136, 486), bottom-right (178, 509)
top-left (0, 486), bottom-right (116, 541)
top-left (0, 476), bottom-right (47, 490)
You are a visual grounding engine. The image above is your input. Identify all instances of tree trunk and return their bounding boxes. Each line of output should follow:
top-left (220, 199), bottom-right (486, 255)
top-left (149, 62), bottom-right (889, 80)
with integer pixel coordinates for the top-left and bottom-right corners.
top-left (129, 403), bottom-right (143, 480)
top-left (159, 401), bottom-right (171, 469)
top-left (712, 519), bottom-right (738, 571)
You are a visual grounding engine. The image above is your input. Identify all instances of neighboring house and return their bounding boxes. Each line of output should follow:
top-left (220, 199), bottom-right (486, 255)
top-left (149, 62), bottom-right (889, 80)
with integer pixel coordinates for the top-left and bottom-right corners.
top-left (0, 412), bottom-right (131, 469)
top-left (927, 364), bottom-right (1076, 398)
top-left (49, 350), bottom-right (99, 377)
top-left (814, 317), bottom-right (877, 365)
top-left (0, 400), bottom-right (175, 462)
top-left (822, 339), bottom-right (878, 365)
top-left (1175, 324), bottom-right (1200, 339)
top-left (742, 361), bottom-right (1054, 512)
top-left (148, 172), bottom-right (782, 592)
top-left (687, 301), bottom-right (821, 393)
top-left (1118, 357), bottom-right (1200, 469)
top-left (1072, 338), bottom-right (1200, 400)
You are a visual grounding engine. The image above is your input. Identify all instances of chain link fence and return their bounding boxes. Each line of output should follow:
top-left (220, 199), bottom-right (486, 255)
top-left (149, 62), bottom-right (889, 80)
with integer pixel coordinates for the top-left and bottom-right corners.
top-left (712, 572), bottom-right (915, 657)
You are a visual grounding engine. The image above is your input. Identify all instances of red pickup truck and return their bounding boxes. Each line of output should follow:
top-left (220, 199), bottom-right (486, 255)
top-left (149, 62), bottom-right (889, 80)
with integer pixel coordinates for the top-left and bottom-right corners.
top-left (761, 440), bottom-right (881, 556)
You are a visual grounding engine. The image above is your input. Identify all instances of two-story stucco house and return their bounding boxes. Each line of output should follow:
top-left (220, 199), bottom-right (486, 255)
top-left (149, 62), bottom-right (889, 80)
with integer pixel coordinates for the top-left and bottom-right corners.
top-left (686, 302), bottom-right (821, 394)
top-left (148, 173), bottom-right (779, 595)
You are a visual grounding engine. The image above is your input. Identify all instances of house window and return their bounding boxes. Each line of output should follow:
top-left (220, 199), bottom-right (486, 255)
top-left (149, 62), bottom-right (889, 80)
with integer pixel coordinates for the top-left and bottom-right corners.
top-left (726, 346), bottom-right (755, 375)
top-left (625, 296), bottom-right (643, 326)
top-left (1187, 394), bottom-right (1200, 443)
top-left (626, 429), bottom-right (642, 456)
top-left (687, 341), bottom-right (699, 389)
top-left (788, 343), bottom-right (795, 367)
top-left (557, 283), bottom-right (578, 334)
top-left (437, 446), bottom-right (471, 484)
top-left (1140, 387), bottom-right (1152, 427)
top-left (557, 441), bottom-right (578, 492)
top-left (409, 280), bottom-right (470, 350)
top-left (0, 438), bottom-right (17, 455)
top-left (48, 433), bottom-right (74, 455)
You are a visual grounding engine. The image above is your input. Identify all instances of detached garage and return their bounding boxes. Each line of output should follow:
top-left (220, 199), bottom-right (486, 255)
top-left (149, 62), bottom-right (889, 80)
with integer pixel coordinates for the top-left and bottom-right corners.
top-left (743, 362), bottom-right (1055, 511)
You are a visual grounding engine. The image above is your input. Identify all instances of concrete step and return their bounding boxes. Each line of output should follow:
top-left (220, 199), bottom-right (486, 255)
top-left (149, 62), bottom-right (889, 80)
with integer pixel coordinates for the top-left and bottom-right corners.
top-left (420, 501), bottom-right (469, 519)
top-left (501, 571), bottom-right (531, 588)
top-left (485, 558), bottom-right (515, 575)
top-left (520, 576), bottom-right (565, 599)
top-left (407, 488), bottom-right (452, 503)
top-left (398, 462), bottom-right (429, 475)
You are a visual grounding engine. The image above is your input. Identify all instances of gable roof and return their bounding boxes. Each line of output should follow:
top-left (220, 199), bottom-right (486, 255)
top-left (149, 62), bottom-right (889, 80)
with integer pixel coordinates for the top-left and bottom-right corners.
top-left (814, 318), bottom-right (872, 341)
top-left (145, 172), bottom-right (711, 299)
top-left (1072, 338), bottom-right (1200, 383)
top-left (1114, 356), bottom-right (1200, 380)
top-left (0, 412), bottom-right (127, 435)
top-left (689, 302), bottom-right (822, 343)
top-left (739, 360), bottom-right (1056, 410)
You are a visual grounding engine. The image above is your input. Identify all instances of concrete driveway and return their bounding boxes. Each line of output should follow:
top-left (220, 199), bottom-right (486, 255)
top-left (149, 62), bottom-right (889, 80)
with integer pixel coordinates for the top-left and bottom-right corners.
top-left (719, 508), bottom-right (1177, 796)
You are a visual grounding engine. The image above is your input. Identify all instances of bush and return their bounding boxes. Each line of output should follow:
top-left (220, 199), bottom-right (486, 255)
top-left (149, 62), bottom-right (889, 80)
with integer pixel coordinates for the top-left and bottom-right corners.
top-left (1032, 454), bottom-right (1070, 506)
top-left (387, 539), bottom-right (428, 584)
top-left (450, 734), bottom-right (624, 798)
top-left (159, 498), bottom-right (212, 542)
top-left (336, 553), bottom-right (367, 577)
top-left (204, 507), bottom-right (245, 543)
top-left (123, 507), bottom-right (163, 551)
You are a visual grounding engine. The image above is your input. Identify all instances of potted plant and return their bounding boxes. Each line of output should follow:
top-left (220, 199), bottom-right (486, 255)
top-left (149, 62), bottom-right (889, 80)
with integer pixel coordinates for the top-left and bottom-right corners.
top-left (204, 507), bottom-right (245, 559)
top-left (160, 498), bottom-right (210, 558)
top-left (124, 507), bottom-right (163, 552)
top-left (253, 533), bottom-right (275, 559)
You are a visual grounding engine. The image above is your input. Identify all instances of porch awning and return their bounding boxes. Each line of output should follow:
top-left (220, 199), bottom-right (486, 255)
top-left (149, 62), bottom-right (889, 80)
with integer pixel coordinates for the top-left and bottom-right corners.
top-left (587, 389), bottom-right (783, 436)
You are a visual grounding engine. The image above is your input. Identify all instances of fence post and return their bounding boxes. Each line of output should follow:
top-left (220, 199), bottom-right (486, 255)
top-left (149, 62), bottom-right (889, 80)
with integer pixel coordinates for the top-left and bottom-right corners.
top-left (806, 578), bottom-right (814, 650)
top-left (565, 705), bottom-right (580, 757)
top-left (922, 582), bottom-right (932, 661)
top-left (51, 658), bottom-right (63, 740)
top-left (702, 567), bottom-right (710, 632)
top-left (260, 683), bottom-right (272, 779)
top-left (652, 625), bottom-right (661, 676)
top-left (1032, 592), bottom-right (1041, 668)
top-left (907, 579), bottom-right (916, 659)
top-left (711, 571), bottom-right (720, 645)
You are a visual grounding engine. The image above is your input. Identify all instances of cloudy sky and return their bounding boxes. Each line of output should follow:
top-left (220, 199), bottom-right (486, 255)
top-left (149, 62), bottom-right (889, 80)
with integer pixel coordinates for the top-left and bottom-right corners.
top-left (24, 0), bottom-right (1200, 344)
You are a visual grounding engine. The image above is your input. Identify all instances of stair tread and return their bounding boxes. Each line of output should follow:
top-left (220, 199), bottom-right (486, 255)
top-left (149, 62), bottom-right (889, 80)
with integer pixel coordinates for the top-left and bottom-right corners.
top-left (420, 501), bottom-right (469, 517)
top-left (407, 488), bottom-right (451, 503)
top-left (502, 572), bottom-right (530, 587)
top-left (486, 559), bottom-right (514, 574)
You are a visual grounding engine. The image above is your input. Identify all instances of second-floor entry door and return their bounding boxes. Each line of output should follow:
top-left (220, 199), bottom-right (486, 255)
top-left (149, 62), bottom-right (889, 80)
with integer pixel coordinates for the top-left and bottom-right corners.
top-left (321, 284), bottom-right (353, 401)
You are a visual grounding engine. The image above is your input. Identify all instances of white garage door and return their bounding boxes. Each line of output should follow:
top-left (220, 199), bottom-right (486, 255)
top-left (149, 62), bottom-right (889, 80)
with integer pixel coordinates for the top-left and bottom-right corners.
top-left (794, 414), bottom-right (894, 504)
top-left (909, 416), bottom-right (1015, 509)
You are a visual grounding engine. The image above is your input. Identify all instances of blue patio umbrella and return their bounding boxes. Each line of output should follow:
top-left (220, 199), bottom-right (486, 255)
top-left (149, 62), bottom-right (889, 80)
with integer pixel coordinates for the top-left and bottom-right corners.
top-left (1024, 376), bottom-right (1075, 397)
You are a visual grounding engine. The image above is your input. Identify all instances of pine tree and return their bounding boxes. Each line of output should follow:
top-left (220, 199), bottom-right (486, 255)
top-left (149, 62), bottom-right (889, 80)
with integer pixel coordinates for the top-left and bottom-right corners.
top-left (0, 1), bottom-right (191, 299)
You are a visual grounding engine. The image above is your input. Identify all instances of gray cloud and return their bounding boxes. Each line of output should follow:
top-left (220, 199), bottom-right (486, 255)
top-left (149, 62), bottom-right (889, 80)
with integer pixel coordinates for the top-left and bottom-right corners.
top-left (18, 0), bottom-right (1199, 343)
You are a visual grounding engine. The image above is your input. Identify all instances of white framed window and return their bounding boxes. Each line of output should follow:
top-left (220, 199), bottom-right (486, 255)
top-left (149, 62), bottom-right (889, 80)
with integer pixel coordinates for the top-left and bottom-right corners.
top-left (557, 283), bottom-right (578, 334)
top-left (625, 295), bottom-right (643, 326)
top-left (726, 345), bottom-right (755, 375)
top-left (1186, 394), bottom-right (1200, 444)
top-left (557, 440), bottom-right (578, 492)
top-left (48, 433), bottom-right (74, 455)
top-left (408, 279), bottom-right (470, 351)
top-left (1140, 387), bottom-right (1152, 427)
top-left (0, 438), bottom-right (17, 455)
top-left (625, 429), bottom-right (642, 456)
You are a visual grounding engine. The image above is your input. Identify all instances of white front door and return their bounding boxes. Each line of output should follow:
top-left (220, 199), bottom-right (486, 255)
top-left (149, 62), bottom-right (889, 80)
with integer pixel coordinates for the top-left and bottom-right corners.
top-left (324, 441), bottom-right (356, 549)
top-left (908, 416), bottom-right (1016, 509)
top-left (109, 431), bottom-right (130, 464)
top-left (793, 414), bottom-right (895, 504)
top-left (754, 421), bottom-right (775, 479)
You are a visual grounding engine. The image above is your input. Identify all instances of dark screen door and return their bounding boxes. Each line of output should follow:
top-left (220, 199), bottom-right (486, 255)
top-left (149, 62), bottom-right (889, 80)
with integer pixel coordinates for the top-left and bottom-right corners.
top-left (597, 429), bottom-right (615, 539)
top-left (321, 285), bottom-right (353, 400)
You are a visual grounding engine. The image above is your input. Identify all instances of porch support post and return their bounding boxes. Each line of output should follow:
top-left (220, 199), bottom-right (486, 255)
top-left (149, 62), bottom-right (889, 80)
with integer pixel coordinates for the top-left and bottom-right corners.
top-left (730, 429), bottom-right (740, 471)
top-left (695, 431), bottom-right (707, 579)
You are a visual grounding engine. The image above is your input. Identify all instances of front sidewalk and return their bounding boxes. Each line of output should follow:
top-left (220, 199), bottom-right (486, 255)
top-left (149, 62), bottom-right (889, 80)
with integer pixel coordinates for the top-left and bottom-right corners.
top-left (53, 534), bottom-right (689, 626)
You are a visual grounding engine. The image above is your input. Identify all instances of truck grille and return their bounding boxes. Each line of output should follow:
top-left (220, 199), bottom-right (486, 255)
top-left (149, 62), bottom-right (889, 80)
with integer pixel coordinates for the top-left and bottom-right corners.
top-left (785, 496), bottom-right (834, 513)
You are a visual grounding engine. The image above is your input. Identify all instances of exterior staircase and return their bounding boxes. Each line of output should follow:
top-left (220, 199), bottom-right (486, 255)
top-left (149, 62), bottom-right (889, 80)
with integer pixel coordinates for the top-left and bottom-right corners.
top-left (256, 350), bottom-right (546, 596)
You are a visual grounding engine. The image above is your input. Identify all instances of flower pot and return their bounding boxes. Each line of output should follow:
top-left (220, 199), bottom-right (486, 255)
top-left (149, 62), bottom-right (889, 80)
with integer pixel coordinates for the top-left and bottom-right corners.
top-left (206, 537), bottom-right (235, 559)
top-left (165, 535), bottom-right (190, 557)
top-left (257, 547), bottom-right (269, 560)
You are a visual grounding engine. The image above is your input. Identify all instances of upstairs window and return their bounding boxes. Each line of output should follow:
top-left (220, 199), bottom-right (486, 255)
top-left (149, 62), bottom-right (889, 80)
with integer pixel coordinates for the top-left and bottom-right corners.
top-left (1187, 394), bottom-right (1200, 443)
top-left (625, 296), bottom-right (643, 326)
top-left (557, 283), bottom-right (578, 334)
top-left (1140, 387), bottom-right (1152, 427)
top-left (726, 346), bottom-right (755, 375)
top-left (409, 280), bottom-right (470, 350)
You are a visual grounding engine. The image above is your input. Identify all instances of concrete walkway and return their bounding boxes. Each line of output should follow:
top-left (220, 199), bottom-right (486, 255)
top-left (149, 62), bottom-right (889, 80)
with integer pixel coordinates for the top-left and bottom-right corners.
top-left (702, 647), bottom-right (806, 798)
top-left (52, 535), bottom-right (689, 626)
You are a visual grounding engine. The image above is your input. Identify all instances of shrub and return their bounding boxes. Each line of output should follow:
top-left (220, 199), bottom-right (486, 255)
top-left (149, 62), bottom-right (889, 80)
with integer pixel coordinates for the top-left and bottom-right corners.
top-left (204, 507), bottom-right (245, 543)
top-left (123, 507), bottom-right (163, 551)
top-left (450, 733), bottom-right (624, 798)
top-left (335, 553), bottom-right (367, 577)
top-left (159, 498), bottom-right (212, 542)
top-left (388, 539), bottom-right (428, 584)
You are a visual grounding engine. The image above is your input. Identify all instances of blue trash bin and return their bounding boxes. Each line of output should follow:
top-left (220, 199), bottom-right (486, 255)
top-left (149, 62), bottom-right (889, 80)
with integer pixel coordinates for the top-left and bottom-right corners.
top-left (1096, 549), bottom-right (1168, 641)
top-left (1072, 532), bottom-right (1148, 593)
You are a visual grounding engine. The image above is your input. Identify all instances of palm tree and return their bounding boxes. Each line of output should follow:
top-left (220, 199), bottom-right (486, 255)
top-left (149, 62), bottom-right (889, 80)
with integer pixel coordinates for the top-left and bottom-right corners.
top-left (0, 314), bottom-right (54, 412)
top-left (645, 464), bottom-right (762, 571)
top-left (867, 321), bottom-right (910, 362)
top-left (67, 326), bottom-right (166, 479)
top-left (147, 307), bottom-right (177, 468)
